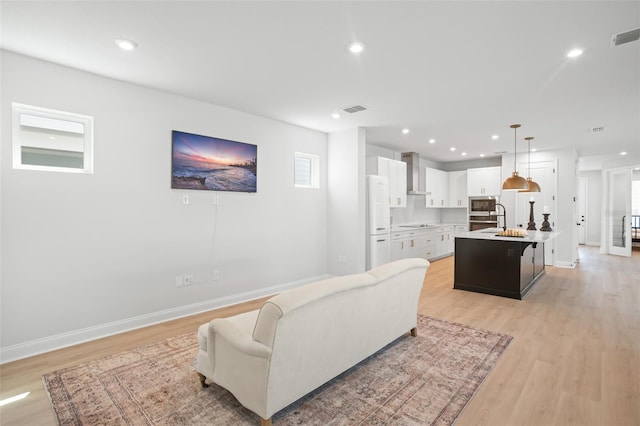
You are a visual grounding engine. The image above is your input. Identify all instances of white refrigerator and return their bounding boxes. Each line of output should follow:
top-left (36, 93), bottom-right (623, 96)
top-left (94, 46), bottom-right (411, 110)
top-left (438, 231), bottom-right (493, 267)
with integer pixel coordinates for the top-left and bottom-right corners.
top-left (367, 175), bottom-right (391, 269)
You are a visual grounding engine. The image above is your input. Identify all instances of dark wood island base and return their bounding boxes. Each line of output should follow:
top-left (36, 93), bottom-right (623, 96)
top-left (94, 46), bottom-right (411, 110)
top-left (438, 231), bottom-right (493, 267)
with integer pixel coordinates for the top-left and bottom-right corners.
top-left (454, 237), bottom-right (545, 299)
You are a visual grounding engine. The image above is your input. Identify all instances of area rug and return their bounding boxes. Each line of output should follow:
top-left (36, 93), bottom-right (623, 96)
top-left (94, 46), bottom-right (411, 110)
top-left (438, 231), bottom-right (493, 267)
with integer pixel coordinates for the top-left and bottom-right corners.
top-left (43, 315), bottom-right (512, 425)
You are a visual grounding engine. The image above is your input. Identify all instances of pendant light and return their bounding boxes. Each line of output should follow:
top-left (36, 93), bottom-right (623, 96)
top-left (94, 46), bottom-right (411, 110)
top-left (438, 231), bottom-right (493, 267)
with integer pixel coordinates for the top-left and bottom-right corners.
top-left (520, 136), bottom-right (541, 193)
top-left (502, 124), bottom-right (529, 191)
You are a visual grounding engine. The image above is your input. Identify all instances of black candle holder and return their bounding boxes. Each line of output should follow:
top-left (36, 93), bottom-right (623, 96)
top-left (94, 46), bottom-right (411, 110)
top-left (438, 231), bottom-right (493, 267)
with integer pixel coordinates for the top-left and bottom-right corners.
top-left (527, 201), bottom-right (537, 230)
top-left (541, 213), bottom-right (552, 231)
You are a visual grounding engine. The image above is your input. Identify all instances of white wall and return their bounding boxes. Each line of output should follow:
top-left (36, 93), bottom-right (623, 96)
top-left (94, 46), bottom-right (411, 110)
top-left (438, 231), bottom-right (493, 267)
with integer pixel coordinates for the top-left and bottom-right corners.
top-left (1, 51), bottom-right (329, 362)
top-left (327, 128), bottom-right (366, 275)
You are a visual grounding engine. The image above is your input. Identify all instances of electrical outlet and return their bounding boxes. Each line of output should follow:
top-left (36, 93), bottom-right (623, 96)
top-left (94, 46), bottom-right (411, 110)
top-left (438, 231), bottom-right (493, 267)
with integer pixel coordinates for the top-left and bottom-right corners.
top-left (175, 276), bottom-right (183, 287)
top-left (213, 195), bottom-right (220, 205)
top-left (213, 270), bottom-right (220, 281)
top-left (183, 195), bottom-right (189, 205)
top-left (184, 275), bottom-right (194, 285)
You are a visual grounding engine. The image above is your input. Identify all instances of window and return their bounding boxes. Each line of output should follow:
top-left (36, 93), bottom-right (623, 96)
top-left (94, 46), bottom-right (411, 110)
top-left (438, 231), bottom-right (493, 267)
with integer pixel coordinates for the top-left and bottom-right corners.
top-left (12, 103), bottom-right (94, 173)
top-left (294, 152), bottom-right (319, 188)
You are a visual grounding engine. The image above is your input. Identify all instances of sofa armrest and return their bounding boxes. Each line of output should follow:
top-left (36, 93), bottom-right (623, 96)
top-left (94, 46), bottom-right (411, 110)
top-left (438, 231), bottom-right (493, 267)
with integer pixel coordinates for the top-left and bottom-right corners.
top-left (210, 318), bottom-right (272, 359)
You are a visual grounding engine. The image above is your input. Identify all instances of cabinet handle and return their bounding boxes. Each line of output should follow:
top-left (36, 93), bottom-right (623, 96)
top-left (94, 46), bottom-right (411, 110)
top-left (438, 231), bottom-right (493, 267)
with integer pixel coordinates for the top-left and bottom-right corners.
top-left (401, 242), bottom-right (404, 249)
top-left (411, 240), bottom-right (415, 247)
top-left (397, 197), bottom-right (401, 205)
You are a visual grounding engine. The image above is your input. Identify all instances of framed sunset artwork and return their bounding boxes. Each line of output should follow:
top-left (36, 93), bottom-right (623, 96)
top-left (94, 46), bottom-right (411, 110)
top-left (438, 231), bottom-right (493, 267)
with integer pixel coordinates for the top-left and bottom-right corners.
top-left (171, 130), bottom-right (257, 193)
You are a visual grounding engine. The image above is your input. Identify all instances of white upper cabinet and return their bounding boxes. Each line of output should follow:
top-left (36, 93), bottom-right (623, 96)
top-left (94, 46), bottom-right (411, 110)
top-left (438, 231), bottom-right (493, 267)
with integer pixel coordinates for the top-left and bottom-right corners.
top-left (448, 170), bottom-right (467, 207)
top-left (424, 167), bottom-right (448, 207)
top-left (366, 157), bottom-right (407, 207)
top-left (467, 166), bottom-right (502, 196)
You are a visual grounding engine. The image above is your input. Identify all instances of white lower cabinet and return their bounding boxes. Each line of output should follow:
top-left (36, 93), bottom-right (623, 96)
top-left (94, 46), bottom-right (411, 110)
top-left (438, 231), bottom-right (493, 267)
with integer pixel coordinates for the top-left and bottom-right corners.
top-left (436, 226), bottom-right (455, 255)
top-left (390, 226), bottom-right (456, 261)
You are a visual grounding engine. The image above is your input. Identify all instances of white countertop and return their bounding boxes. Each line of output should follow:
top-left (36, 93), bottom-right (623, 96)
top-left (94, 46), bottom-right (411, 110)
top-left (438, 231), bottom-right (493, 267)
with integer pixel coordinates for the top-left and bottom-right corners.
top-left (456, 228), bottom-right (560, 243)
top-left (391, 223), bottom-right (465, 232)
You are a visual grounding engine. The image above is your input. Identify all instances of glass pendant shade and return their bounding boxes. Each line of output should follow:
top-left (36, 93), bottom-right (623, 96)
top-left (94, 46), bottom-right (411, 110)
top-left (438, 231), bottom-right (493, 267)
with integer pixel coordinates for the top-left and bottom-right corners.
top-left (502, 124), bottom-right (529, 191)
top-left (519, 136), bottom-right (541, 193)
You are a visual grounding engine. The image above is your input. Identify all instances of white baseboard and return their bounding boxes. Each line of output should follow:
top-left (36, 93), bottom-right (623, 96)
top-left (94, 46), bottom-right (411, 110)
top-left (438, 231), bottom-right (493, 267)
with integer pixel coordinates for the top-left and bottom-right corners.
top-left (584, 241), bottom-right (600, 247)
top-left (0, 274), bottom-right (329, 364)
top-left (555, 261), bottom-right (577, 269)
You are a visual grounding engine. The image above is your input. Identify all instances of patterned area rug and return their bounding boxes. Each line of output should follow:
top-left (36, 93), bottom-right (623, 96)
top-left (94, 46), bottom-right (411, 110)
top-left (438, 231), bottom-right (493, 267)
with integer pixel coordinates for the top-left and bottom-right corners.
top-left (43, 315), bottom-right (512, 425)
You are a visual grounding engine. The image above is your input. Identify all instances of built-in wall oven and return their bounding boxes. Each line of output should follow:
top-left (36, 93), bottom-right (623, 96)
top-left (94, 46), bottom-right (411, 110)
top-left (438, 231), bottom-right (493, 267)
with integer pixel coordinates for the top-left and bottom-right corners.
top-left (468, 196), bottom-right (499, 231)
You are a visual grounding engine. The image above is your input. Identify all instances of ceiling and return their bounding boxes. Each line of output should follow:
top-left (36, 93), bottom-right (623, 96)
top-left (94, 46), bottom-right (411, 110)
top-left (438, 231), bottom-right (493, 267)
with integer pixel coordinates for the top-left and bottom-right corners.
top-left (2, 1), bottom-right (639, 167)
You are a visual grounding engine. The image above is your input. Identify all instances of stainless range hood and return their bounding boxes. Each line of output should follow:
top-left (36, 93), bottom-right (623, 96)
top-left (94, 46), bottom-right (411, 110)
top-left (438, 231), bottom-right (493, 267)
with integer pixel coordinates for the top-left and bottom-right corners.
top-left (401, 152), bottom-right (427, 195)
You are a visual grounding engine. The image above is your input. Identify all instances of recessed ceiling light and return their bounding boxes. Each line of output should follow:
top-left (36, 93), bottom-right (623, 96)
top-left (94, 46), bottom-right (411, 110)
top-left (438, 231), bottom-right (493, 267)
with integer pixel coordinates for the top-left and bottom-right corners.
top-left (347, 42), bottom-right (365, 54)
top-left (450, 147), bottom-right (456, 152)
top-left (491, 135), bottom-right (499, 140)
top-left (115, 38), bottom-right (138, 51)
top-left (461, 152), bottom-right (467, 156)
top-left (620, 151), bottom-right (628, 156)
top-left (402, 128), bottom-right (410, 134)
top-left (531, 148), bottom-right (537, 152)
top-left (480, 154), bottom-right (485, 157)
top-left (428, 139), bottom-right (436, 144)
top-left (331, 113), bottom-right (341, 119)
top-left (567, 48), bottom-right (583, 58)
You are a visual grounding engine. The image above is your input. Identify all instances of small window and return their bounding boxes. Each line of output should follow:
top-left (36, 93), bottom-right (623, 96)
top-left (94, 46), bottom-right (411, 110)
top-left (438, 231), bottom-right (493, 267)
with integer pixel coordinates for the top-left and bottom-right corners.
top-left (294, 152), bottom-right (319, 189)
top-left (12, 103), bottom-right (94, 173)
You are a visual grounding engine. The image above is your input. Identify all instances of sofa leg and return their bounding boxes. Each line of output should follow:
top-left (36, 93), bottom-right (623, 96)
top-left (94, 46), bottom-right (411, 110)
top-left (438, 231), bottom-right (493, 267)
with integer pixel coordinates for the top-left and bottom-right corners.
top-left (197, 372), bottom-right (209, 388)
top-left (410, 327), bottom-right (418, 337)
top-left (260, 417), bottom-right (272, 426)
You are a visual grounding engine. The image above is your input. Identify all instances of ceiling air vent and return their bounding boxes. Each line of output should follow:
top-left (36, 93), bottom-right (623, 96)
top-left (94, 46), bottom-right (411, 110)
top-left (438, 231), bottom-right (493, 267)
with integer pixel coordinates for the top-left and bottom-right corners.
top-left (610, 27), bottom-right (640, 47)
top-left (590, 126), bottom-right (606, 133)
top-left (341, 104), bottom-right (368, 114)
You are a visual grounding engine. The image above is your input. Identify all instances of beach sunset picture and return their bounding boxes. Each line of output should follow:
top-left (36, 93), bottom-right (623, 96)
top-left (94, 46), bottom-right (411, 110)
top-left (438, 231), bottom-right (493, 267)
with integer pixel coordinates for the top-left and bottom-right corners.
top-left (171, 130), bottom-right (257, 192)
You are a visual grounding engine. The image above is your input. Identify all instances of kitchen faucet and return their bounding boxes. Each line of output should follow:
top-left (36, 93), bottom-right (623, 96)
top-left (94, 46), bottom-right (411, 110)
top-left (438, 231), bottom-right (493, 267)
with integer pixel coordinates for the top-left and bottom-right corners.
top-left (495, 203), bottom-right (507, 231)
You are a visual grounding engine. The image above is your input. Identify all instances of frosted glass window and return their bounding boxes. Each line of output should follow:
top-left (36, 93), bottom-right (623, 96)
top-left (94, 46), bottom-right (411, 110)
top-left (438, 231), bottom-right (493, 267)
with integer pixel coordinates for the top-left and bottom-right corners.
top-left (12, 103), bottom-right (94, 173)
top-left (294, 152), bottom-right (319, 188)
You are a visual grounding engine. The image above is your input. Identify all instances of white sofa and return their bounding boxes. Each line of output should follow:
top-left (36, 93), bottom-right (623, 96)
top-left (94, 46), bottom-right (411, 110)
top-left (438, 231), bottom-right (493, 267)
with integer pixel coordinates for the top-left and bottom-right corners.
top-left (196, 258), bottom-right (430, 425)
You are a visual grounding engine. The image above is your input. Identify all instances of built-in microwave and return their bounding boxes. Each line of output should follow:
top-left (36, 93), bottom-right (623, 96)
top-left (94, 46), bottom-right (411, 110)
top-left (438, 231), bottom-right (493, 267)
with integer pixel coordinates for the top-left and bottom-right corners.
top-left (469, 196), bottom-right (498, 214)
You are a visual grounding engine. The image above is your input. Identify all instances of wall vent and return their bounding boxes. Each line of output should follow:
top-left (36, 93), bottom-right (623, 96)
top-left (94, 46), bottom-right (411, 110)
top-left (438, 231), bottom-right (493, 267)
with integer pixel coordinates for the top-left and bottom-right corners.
top-left (590, 126), bottom-right (606, 133)
top-left (610, 27), bottom-right (640, 47)
top-left (341, 104), bottom-right (368, 114)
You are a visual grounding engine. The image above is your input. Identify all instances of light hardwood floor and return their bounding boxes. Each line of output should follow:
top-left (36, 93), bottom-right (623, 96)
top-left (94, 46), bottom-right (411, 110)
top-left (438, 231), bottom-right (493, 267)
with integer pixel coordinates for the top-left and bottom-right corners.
top-left (1, 246), bottom-right (638, 425)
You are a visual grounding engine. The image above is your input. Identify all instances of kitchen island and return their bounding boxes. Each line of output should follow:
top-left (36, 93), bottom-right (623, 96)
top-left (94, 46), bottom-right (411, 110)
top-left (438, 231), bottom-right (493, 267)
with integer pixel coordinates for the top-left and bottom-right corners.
top-left (454, 228), bottom-right (560, 299)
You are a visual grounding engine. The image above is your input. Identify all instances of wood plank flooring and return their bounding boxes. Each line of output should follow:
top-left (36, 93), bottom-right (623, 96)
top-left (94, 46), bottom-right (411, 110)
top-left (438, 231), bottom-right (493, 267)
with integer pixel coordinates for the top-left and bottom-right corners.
top-left (1, 246), bottom-right (638, 425)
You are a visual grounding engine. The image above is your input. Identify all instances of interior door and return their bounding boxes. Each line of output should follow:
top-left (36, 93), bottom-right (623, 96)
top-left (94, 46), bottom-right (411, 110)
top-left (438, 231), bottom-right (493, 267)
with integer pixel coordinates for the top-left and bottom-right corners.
top-left (577, 177), bottom-right (587, 244)
top-left (608, 168), bottom-right (632, 257)
top-left (516, 160), bottom-right (556, 265)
